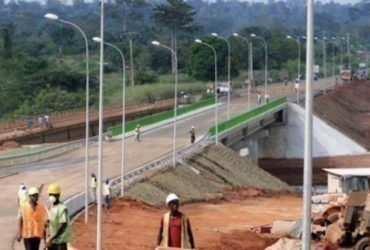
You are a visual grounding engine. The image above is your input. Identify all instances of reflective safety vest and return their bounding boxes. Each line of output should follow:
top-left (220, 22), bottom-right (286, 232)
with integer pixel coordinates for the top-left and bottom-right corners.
top-left (160, 212), bottom-right (191, 249)
top-left (49, 204), bottom-right (73, 244)
top-left (91, 177), bottom-right (97, 188)
top-left (21, 202), bottom-right (47, 239)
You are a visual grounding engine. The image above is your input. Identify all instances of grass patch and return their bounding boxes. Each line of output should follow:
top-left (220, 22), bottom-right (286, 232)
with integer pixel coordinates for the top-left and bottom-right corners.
top-left (209, 97), bottom-right (287, 135)
top-left (109, 97), bottom-right (215, 136)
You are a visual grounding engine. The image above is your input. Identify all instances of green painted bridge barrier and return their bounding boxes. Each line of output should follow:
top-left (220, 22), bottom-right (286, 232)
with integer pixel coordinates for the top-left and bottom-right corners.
top-left (109, 97), bottom-right (216, 136)
top-left (209, 97), bottom-right (287, 136)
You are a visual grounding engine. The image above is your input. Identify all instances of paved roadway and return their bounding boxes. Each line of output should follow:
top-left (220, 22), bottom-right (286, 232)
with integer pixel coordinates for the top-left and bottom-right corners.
top-left (0, 79), bottom-right (334, 250)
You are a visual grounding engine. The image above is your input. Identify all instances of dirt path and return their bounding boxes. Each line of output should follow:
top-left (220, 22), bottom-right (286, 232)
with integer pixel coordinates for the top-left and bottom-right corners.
top-left (72, 194), bottom-right (302, 250)
top-left (259, 153), bottom-right (370, 185)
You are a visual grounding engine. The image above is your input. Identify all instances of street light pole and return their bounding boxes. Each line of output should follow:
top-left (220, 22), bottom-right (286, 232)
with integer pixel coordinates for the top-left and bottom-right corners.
top-left (212, 33), bottom-right (231, 120)
top-left (122, 32), bottom-right (139, 87)
top-left (44, 13), bottom-right (90, 224)
top-left (152, 41), bottom-right (178, 167)
top-left (233, 33), bottom-right (252, 111)
top-left (302, 0), bottom-right (314, 248)
top-left (331, 37), bottom-right (336, 80)
top-left (195, 39), bottom-right (218, 145)
top-left (93, 37), bottom-right (127, 197)
top-left (287, 35), bottom-right (301, 104)
top-left (97, 0), bottom-right (104, 248)
top-left (322, 37), bottom-right (327, 94)
top-left (251, 34), bottom-right (268, 103)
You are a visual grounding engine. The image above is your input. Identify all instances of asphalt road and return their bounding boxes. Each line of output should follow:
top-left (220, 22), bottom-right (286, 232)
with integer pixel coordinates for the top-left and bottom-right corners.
top-left (0, 78), bottom-right (335, 249)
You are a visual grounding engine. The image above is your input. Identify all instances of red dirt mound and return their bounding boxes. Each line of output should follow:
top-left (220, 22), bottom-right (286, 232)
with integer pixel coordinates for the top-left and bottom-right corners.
top-left (72, 194), bottom-right (301, 250)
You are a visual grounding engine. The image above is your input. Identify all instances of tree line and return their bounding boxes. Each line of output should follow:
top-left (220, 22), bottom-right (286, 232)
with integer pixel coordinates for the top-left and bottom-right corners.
top-left (0, 0), bottom-right (367, 119)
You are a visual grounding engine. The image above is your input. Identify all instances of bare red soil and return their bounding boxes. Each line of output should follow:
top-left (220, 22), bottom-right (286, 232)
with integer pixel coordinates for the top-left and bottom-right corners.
top-left (314, 80), bottom-right (370, 149)
top-left (72, 192), bottom-right (302, 250)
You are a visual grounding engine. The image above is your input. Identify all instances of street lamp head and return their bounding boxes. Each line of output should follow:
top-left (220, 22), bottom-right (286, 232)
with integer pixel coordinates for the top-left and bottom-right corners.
top-left (314, 37), bottom-right (318, 40)
top-left (195, 39), bottom-right (202, 43)
top-left (286, 35), bottom-right (292, 39)
top-left (211, 33), bottom-right (218, 37)
top-left (332, 36), bottom-right (336, 40)
top-left (233, 33), bottom-right (239, 37)
top-left (44, 13), bottom-right (59, 20)
top-left (250, 34), bottom-right (256, 37)
top-left (151, 41), bottom-right (160, 46)
top-left (323, 37), bottom-right (327, 40)
top-left (92, 37), bottom-right (102, 43)
top-left (302, 36), bottom-right (306, 39)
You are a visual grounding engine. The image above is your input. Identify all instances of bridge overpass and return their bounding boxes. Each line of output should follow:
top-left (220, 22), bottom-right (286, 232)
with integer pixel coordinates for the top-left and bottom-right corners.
top-left (0, 78), bottom-right (335, 249)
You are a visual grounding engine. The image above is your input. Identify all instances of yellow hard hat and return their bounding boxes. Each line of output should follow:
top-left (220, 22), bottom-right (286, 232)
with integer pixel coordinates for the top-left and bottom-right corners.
top-left (47, 183), bottom-right (61, 194)
top-left (28, 187), bottom-right (39, 195)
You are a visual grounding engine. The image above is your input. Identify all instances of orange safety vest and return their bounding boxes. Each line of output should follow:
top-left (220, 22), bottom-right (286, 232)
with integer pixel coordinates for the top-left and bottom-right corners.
top-left (21, 202), bottom-right (47, 239)
top-left (160, 212), bottom-right (191, 249)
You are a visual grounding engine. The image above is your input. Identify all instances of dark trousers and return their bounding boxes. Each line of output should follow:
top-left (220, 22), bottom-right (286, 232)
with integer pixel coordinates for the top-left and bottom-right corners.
top-left (105, 195), bottom-right (111, 209)
top-left (24, 237), bottom-right (41, 250)
top-left (49, 243), bottom-right (67, 250)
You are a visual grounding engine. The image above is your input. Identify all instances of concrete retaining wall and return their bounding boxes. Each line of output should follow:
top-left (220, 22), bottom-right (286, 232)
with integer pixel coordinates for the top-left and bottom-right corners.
top-left (258, 103), bottom-right (367, 158)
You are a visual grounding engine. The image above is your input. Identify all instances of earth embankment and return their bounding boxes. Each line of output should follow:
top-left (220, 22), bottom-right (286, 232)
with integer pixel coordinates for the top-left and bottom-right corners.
top-left (313, 81), bottom-right (370, 149)
top-left (72, 144), bottom-right (297, 249)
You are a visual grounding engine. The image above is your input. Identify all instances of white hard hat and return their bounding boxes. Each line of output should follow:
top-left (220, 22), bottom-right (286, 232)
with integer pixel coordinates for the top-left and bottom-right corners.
top-left (28, 187), bottom-right (39, 195)
top-left (191, 126), bottom-right (195, 129)
top-left (166, 193), bottom-right (179, 205)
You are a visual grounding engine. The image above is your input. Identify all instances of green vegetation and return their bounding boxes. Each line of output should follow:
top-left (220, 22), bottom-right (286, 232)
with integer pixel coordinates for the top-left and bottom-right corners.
top-left (109, 97), bottom-right (215, 136)
top-left (0, 0), bottom-right (366, 119)
top-left (209, 97), bottom-right (287, 136)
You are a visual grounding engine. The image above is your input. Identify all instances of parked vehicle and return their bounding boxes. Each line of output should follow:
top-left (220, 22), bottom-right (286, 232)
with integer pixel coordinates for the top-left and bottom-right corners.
top-left (217, 82), bottom-right (232, 94)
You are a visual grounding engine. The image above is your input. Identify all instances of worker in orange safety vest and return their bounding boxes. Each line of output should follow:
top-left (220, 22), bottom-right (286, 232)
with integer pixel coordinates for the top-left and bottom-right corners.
top-left (17, 187), bottom-right (47, 250)
top-left (157, 193), bottom-right (195, 249)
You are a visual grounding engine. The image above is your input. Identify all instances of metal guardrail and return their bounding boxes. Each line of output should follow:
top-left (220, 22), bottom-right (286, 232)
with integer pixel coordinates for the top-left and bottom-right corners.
top-left (64, 135), bottom-right (211, 218)
top-left (0, 132), bottom-right (109, 168)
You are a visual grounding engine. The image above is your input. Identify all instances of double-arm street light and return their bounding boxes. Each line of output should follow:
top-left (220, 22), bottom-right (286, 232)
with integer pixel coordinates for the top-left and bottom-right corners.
top-left (233, 33), bottom-right (253, 111)
top-left (286, 35), bottom-right (302, 104)
top-left (250, 34), bottom-right (268, 103)
top-left (195, 39), bottom-right (219, 145)
top-left (211, 33), bottom-right (231, 120)
top-left (151, 41), bottom-right (178, 167)
top-left (44, 13), bottom-right (91, 224)
top-left (92, 37), bottom-right (126, 197)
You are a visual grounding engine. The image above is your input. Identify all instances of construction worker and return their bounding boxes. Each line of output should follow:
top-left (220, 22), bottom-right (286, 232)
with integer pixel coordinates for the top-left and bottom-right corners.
top-left (17, 187), bottom-right (47, 250)
top-left (157, 193), bottom-right (195, 249)
top-left (46, 184), bottom-right (73, 250)
top-left (18, 183), bottom-right (28, 208)
top-left (90, 173), bottom-right (97, 204)
top-left (257, 92), bottom-right (262, 105)
top-left (190, 126), bottom-right (196, 144)
top-left (103, 178), bottom-right (111, 210)
top-left (135, 124), bottom-right (141, 142)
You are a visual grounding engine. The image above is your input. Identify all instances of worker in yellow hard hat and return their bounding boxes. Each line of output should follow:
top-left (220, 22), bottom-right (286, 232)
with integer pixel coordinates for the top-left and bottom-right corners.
top-left (45, 184), bottom-right (73, 250)
top-left (17, 186), bottom-right (47, 250)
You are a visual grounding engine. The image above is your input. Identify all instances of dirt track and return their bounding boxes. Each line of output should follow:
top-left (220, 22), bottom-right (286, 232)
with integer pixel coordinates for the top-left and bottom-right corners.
top-left (72, 193), bottom-right (302, 250)
top-left (259, 154), bottom-right (370, 185)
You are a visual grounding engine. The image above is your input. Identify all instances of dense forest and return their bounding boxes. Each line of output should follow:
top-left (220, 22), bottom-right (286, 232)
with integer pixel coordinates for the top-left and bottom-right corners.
top-left (0, 0), bottom-right (369, 119)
